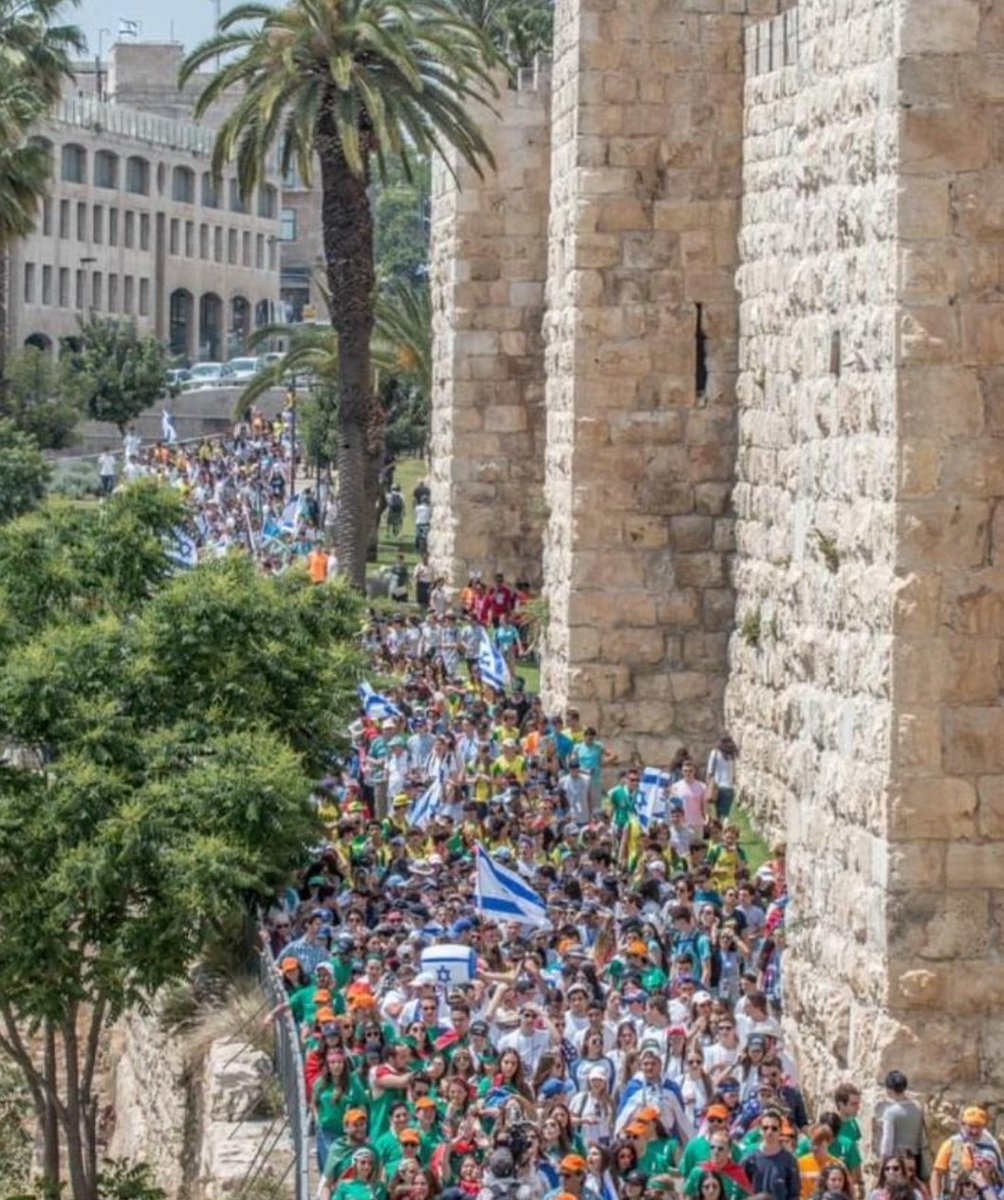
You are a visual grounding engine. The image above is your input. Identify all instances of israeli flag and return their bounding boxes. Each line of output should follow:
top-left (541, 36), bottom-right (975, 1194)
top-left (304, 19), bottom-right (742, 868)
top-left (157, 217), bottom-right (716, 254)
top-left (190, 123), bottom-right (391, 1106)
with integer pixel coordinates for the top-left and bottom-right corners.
top-left (639, 767), bottom-right (670, 829)
top-left (279, 495), bottom-right (301, 534)
top-left (357, 681), bottom-right (402, 721)
top-left (261, 515), bottom-right (284, 545)
top-left (475, 843), bottom-right (548, 927)
top-left (164, 527), bottom-right (197, 569)
top-left (161, 409), bottom-right (178, 444)
top-left (477, 628), bottom-right (510, 694)
top-left (420, 943), bottom-right (476, 987)
top-left (408, 777), bottom-right (442, 828)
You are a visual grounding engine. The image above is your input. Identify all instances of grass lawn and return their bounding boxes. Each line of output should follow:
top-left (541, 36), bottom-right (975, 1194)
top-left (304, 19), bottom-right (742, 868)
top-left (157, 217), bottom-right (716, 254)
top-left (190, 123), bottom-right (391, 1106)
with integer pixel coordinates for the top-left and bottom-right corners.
top-left (731, 802), bottom-right (770, 871)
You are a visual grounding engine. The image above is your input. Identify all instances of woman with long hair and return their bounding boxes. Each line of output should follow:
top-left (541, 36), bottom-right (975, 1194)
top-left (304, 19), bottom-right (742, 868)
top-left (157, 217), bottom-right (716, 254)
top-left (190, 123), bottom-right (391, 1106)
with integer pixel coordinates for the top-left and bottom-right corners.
top-left (812, 1163), bottom-right (854, 1200)
top-left (609, 1140), bottom-right (639, 1191)
top-left (331, 1148), bottom-right (388, 1200)
top-left (572, 1030), bottom-right (616, 1093)
top-left (313, 1049), bottom-right (367, 1175)
top-left (869, 1156), bottom-right (925, 1200)
top-left (570, 1066), bottom-right (615, 1148)
top-left (609, 1022), bottom-right (640, 1096)
top-left (681, 1048), bottom-right (715, 1126)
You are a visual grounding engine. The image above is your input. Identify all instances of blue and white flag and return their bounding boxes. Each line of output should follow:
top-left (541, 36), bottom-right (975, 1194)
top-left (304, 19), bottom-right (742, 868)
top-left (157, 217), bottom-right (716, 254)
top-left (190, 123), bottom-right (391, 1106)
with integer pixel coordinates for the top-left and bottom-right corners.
top-left (161, 409), bottom-right (178, 444)
top-left (408, 777), bottom-right (442, 828)
top-left (357, 681), bottom-right (402, 721)
top-left (639, 767), bottom-right (670, 829)
top-left (279, 495), bottom-right (301, 534)
top-left (475, 843), bottom-right (548, 927)
top-left (420, 943), bottom-right (476, 987)
top-left (164, 527), bottom-right (197, 569)
top-left (477, 628), bottom-right (510, 694)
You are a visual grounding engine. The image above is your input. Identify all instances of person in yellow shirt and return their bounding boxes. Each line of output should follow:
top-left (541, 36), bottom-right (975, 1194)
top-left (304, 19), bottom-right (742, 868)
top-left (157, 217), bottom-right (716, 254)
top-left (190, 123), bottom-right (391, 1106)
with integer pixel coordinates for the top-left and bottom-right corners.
top-left (491, 740), bottom-right (526, 784)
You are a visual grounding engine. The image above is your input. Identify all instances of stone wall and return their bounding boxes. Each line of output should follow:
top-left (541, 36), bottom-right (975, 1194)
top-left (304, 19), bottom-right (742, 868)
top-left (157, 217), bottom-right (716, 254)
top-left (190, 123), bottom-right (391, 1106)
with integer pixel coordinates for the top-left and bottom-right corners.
top-left (727, 0), bottom-right (1004, 1113)
top-left (539, 0), bottom-right (778, 762)
top-left (428, 66), bottom-right (551, 587)
top-left (886, 0), bottom-right (1004, 1114)
top-left (727, 0), bottom-right (901, 1103)
top-left (107, 1004), bottom-right (292, 1198)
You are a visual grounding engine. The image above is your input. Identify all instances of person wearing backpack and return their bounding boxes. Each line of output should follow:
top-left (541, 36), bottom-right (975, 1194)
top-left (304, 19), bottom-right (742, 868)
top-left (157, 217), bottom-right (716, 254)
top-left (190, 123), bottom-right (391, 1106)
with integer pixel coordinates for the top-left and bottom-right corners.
top-left (932, 1110), bottom-right (1004, 1200)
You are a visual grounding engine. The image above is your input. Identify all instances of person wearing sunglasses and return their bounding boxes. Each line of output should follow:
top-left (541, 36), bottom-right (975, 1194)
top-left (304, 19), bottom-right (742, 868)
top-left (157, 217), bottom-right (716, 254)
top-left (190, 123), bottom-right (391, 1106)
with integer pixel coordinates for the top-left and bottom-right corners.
top-left (741, 1107), bottom-right (800, 1200)
top-left (683, 1134), bottom-right (752, 1200)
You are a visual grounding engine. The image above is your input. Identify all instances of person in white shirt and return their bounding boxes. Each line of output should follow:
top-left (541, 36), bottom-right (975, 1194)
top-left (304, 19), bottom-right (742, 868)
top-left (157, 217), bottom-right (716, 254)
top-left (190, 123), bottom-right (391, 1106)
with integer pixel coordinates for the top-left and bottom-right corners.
top-left (669, 760), bottom-right (708, 833)
top-left (98, 451), bottom-right (116, 495)
top-left (498, 1002), bottom-right (555, 1076)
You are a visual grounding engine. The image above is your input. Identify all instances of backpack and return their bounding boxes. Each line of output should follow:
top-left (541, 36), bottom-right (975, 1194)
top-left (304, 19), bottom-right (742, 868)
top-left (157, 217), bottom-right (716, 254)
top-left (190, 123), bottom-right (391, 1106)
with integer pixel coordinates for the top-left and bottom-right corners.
top-left (389, 492), bottom-right (404, 514)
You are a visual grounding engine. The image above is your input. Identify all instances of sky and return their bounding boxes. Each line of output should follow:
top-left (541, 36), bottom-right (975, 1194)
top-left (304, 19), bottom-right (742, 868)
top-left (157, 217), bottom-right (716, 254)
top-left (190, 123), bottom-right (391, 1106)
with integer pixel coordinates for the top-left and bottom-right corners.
top-left (76, 0), bottom-right (217, 60)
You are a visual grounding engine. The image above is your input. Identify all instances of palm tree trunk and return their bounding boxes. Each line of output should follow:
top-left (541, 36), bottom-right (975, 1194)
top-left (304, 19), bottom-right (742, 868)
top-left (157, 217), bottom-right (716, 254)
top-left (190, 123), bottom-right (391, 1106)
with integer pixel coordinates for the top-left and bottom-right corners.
top-left (317, 114), bottom-right (375, 591)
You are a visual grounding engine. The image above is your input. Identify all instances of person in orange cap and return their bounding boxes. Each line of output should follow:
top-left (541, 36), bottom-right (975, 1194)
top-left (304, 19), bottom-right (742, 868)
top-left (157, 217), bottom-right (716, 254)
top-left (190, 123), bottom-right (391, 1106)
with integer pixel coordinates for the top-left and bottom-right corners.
top-left (932, 1107), bottom-right (1003, 1200)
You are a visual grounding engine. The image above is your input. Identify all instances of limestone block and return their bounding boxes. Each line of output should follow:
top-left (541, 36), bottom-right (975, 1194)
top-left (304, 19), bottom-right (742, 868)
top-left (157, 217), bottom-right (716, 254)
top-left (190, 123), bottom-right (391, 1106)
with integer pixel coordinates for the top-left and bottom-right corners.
top-left (898, 498), bottom-right (990, 569)
top-left (888, 778), bottom-right (977, 841)
top-left (945, 842), bottom-right (1004, 890)
top-left (898, 305), bottom-right (958, 365)
top-left (945, 708), bottom-right (1004, 773)
top-left (899, 367), bottom-right (983, 436)
top-left (900, 0), bottom-right (979, 54)
top-left (901, 107), bottom-right (989, 173)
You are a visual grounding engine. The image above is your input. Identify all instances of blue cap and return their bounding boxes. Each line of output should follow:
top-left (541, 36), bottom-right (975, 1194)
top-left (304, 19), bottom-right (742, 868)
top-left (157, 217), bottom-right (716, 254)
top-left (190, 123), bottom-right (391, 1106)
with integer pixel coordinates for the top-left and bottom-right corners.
top-left (385, 875), bottom-right (408, 888)
top-left (451, 918), bottom-right (474, 936)
top-left (539, 1079), bottom-right (565, 1099)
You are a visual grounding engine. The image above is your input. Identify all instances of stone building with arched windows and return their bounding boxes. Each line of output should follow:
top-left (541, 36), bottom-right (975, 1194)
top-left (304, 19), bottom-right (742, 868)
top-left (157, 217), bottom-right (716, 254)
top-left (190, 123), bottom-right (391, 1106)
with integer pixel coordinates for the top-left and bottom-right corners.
top-left (11, 49), bottom-right (281, 363)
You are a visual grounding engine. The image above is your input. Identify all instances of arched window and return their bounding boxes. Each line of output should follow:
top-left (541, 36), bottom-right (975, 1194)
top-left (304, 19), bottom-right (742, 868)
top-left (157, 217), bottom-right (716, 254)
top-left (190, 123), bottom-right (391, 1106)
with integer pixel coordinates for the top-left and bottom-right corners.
top-left (125, 155), bottom-right (150, 195)
top-left (60, 143), bottom-right (86, 183)
top-left (257, 184), bottom-right (278, 219)
top-left (94, 150), bottom-right (119, 189)
top-left (201, 172), bottom-right (221, 209)
top-left (228, 178), bottom-right (248, 214)
top-left (172, 165), bottom-right (195, 204)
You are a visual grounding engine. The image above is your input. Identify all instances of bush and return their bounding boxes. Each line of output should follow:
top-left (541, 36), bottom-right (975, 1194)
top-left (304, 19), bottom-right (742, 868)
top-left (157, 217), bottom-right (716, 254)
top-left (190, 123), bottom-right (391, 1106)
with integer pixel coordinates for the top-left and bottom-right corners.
top-left (48, 458), bottom-right (101, 500)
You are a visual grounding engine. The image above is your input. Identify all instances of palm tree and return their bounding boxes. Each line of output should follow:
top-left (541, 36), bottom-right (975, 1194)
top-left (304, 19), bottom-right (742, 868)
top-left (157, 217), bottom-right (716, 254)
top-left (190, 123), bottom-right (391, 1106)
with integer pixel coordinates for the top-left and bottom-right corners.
top-left (0, 0), bottom-right (83, 409)
top-left (182, 0), bottom-right (496, 589)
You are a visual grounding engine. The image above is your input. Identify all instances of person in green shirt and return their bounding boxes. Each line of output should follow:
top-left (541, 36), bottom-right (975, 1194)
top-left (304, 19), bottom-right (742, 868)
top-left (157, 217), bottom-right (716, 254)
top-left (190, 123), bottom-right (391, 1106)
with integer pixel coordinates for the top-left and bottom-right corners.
top-left (831, 1082), bottom-right (863, 1196)
top-left (679, 1106), bottom-right (742, 1177)
top-left (368, 1042), bottom-right (415, 1140)
top-left (329, 1148), bottom-right (388, 1200)
top-left (323, 1110), bottom-right (374, 1189)
top-left (413, 1096), bottom-right (442, 1165)
top-left (372, 1103), bottom-right (413, 1172)
top-left (605, 769), bottom-right (642, 831)
top-left (625, 1114), bottom-right (680, 1183)
top-left (313, 1052), bottom-right (370, 1174)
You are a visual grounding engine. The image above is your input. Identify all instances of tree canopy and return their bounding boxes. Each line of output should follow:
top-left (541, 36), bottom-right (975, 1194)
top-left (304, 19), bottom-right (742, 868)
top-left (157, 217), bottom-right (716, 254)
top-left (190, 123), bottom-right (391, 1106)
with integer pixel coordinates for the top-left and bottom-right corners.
top-left (0, 418), bottom-right (49, 524)
top-left (0, 482), bottom-right (363, 1198)
top-left (63, 317), bottom-right (167, 435)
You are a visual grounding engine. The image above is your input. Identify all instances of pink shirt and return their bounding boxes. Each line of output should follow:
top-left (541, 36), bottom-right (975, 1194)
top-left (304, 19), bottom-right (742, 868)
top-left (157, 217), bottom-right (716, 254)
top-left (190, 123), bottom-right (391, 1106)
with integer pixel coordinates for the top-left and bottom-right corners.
top-left (670, 779), bottom-right (707, 830)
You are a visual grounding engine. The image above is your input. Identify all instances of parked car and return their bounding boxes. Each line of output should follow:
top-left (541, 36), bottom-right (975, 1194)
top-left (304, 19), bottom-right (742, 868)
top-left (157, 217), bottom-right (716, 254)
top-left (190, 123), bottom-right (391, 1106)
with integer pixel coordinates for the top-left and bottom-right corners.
top-left (185, 362), bottom-right (235, 390)
top-left (228, 356), bottom-right (265, 383)
top-left (164, 367), bottom-right (191, 397)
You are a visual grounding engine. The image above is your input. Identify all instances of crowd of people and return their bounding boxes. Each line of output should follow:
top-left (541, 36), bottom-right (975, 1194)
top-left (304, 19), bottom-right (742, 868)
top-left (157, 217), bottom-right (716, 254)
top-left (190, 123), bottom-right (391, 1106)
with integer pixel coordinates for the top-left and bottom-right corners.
top-left (97, 405), bottom-right (336, 571)
top-left (261, 596), bottom-right (1002, 1200)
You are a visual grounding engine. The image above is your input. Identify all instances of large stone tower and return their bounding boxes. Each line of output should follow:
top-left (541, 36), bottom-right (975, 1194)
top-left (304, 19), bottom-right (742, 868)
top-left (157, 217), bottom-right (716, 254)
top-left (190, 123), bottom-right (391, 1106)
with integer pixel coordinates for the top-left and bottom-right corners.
top-left (430, 0), bottom-right (1004, 1114)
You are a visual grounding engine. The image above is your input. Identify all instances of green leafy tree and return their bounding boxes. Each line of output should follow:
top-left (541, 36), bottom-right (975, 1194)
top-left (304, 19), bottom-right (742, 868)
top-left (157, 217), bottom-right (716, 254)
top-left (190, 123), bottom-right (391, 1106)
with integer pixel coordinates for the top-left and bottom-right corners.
top-left (0, 482), bottom-right (362, 1199)
top-left (0, 418), bottom-right (48, 524)
top-left (182, 0), bottom-right (496, 590)
top-left (374, 157), bottom-right (431, 287)
top-left (446, 0), bottom-right (552, 68)
top-left (64, 317), bottom-right (167, 436)
top-left (3, 345), bottom-right (80, 449)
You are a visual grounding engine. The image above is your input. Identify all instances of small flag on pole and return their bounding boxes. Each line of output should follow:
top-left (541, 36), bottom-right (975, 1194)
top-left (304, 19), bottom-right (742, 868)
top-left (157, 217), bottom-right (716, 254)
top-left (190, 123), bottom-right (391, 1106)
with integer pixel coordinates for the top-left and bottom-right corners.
top-left (476, 628), bottom-right (510, 694)
top-left (639, 767), bottom-right (669, 829)
top-left (357, 681), bottom-right (402, 722)
top-left (475, 843), bottom-right (548, 927)
top-left (164, 527), bottom-right (197, 569)
top-left (408, 777), bottom-right (442, 828)
top-left (161, 409), bottom-right (178, 444)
